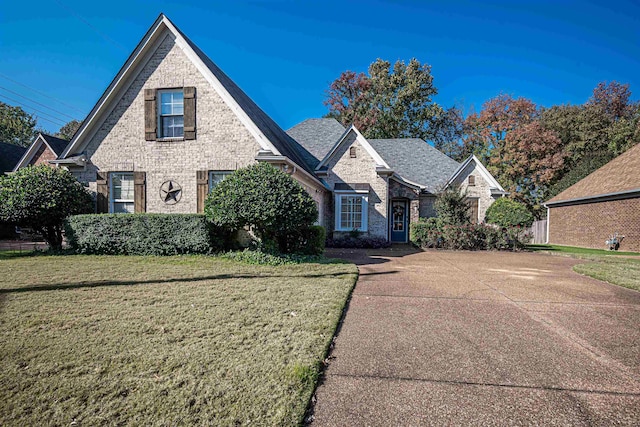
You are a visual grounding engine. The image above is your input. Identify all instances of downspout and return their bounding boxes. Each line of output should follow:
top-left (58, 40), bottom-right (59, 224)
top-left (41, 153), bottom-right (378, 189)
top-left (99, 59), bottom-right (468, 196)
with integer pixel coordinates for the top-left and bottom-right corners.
top-left (546, 206), bottom-right (550, 244)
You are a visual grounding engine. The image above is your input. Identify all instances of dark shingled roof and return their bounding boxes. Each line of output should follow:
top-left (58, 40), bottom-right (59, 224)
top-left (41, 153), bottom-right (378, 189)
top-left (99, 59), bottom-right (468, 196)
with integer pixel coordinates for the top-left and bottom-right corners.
top-left (172, 21), bottom-right (316, 177)
top-left (547, 142), bottom-right (640, 203)
top-left (0, 141), bottom-right (27, 173)
top-left (368, 138), bottom-right (460, 193)
top-left (40, 134), bottom-right (69, 157)
top-left (286, 118), bottom-right (346, 169)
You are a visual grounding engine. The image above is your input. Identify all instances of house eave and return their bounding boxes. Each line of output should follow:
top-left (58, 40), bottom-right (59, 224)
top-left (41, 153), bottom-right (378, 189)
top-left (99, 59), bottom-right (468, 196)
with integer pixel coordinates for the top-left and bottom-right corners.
top-left (543, 188), bottom-right (640, 208)
top-left (255, 153), bottom-right (328, 190)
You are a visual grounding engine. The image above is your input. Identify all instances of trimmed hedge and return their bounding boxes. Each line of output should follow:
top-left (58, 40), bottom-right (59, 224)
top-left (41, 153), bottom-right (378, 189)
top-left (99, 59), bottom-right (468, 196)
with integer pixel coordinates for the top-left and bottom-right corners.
top-left (65, 214), bottom-right (224, 255)
top-left (326, 235), bottom-right (391, 249)
top-left (410, 218), bottom-right (529, 251)
top-left (485, 198), bottom-right (534, 228)
top-left (280, 225), bottom-right (326, 255)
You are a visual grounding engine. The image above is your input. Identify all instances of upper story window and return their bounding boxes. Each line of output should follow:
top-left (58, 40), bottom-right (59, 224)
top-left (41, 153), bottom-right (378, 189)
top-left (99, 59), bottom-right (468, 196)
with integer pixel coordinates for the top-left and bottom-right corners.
top-left (110, 172), bottom-right (134, 213)
top-left (208, 171), bottom-right (232, 192)
top-left (468, 175), bottom-right (476, 186)
top-left (159, 89), bottom-right (184, 138)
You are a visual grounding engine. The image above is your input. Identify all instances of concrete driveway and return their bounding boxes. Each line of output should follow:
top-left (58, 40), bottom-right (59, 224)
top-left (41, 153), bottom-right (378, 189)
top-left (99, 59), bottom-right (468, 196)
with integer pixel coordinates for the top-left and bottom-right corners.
top-left (312, 248), bottom-right (640, 426)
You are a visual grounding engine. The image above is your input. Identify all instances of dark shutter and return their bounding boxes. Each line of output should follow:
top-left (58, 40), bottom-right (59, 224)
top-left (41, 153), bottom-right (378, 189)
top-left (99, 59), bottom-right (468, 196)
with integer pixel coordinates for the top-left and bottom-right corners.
top-left (96, 171), bottom-right (109, 213)
top-left (144, 89), bottom-right (157, 141)
top-left (183, 86), bottom-right (196, 140)
top-left (197, 170), bottom-right (209, 213)
top-left (134, 171), bottom-right (146, 213)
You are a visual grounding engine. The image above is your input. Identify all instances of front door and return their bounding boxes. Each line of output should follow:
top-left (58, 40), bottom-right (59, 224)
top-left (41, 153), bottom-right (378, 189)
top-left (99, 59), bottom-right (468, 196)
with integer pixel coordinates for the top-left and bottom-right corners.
top-left (390, 200), bottom-right (408, 242)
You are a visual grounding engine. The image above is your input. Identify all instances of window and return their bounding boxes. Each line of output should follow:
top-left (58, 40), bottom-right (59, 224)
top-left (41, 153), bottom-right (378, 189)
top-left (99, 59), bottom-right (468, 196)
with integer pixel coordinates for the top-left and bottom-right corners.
top-left (350, 146), bottom-right (357, 158)
top-left (158, 89), bottom-right (184, 138)
top-left (468, 175), bottom-right (476, 186)
top-left (208, 171), bottom-right (232, 192)
top-left (335, 194), bottom-right (368, 231)
top-left (110, 172), bottom-right (134, 213)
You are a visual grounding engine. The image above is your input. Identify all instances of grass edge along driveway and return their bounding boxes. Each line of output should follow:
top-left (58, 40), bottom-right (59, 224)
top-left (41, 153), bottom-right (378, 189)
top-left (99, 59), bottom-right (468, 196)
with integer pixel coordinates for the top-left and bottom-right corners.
top-left (0, 253), bottom-right (357, 426)
top-left (528, 244), bottom-right (640, 292)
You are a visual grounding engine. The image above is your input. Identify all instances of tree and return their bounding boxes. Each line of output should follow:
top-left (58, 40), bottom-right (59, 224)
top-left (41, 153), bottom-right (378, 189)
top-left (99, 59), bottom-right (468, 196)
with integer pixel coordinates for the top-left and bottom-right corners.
top-left (432, 106), bottom-right (465, 161)
top-left (435, 188), bottom-right (471, 226)
top-left (324, 58), bottom-right (445, 141)
top-left (0, 165), bottom-right (94, 249)
top-left (204, 163), bottom-right (318, 253)
top-left (0, 101), bottom-right (37, 147)
top-left (55, 119), bottom-right (83, 140)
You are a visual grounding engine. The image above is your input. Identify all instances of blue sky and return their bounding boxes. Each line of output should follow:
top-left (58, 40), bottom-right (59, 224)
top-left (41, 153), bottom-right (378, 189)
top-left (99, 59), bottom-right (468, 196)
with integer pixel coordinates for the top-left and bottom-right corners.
top-left (1, 0), bottom-right (639, 134)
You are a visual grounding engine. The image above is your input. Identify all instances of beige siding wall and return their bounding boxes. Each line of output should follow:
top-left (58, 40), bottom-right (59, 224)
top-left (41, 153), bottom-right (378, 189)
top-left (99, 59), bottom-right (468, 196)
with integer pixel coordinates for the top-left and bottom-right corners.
top-left (324, 133), bottom-right (388, 238)
top-left (73, 31), bottom-right (325, 217)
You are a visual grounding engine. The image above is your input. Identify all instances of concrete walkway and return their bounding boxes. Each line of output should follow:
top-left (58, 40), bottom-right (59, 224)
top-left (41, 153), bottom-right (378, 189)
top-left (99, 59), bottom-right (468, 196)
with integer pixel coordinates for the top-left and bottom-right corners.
top-left (312, 248), bottom-right (640, 426)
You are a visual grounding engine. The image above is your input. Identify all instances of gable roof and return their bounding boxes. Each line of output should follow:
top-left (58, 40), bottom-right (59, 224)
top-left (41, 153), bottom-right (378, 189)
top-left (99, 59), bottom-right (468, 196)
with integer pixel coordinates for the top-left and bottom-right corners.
top-left (0, 142), bottom-right (27, 174)
top-left (368, 138), bottom-right (461, 193)
top-left (316, 126), bottom-right (391, 170)
top-left (60, 14), bottom-right (316, 178)
top-left (546, 143), bottom-right (640, 205)
top-left (445, 154), bottom-right (506, 194)
top-left (12, 133), bottom-right (69, 171)
top-left (286, 118), bottom-right (346, 169)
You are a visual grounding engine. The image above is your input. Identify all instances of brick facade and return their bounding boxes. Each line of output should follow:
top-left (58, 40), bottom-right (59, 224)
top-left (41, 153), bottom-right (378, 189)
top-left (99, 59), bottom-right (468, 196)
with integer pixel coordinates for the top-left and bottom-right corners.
top-left (548, 197), bottom-right (640, 252)
top-left (74, 32), bottom-right (326, 220)
top-left (451, 161), bottom-right (499, 223)
top-left (29, 143), bottom-right (57, 166)
top-left (324, 133), bottom-right (389, 238)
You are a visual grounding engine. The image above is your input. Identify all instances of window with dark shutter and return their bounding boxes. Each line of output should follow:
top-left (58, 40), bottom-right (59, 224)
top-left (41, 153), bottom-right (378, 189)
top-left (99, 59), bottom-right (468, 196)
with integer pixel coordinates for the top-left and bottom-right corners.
top-left (144, 89), bottom-right (157, 141)
top-left (96, 171), bottom-right (109, 213)
top-left (183, 87), bottom-right (196, 140)
top-left (196, 170), bottom-right (209, 213)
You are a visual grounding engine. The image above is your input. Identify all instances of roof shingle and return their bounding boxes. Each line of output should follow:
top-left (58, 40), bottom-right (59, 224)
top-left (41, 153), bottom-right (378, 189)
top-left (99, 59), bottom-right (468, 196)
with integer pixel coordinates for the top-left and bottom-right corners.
top-left (0, 142), bottom-right (27, 174)
top-left (286, 118), bottom-right (346, 169)
top-left (547, 143), bottom-right (640, 203)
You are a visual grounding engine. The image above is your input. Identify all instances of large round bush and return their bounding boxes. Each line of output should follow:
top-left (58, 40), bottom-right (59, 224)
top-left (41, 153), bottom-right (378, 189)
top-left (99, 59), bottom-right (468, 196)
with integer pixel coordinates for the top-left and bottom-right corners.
top-left (0, 164), bottom-right (93, 249)
top-left (204, 163), bottom-right (318, 253)
top-left (485, 197), bottom-right (534, 228)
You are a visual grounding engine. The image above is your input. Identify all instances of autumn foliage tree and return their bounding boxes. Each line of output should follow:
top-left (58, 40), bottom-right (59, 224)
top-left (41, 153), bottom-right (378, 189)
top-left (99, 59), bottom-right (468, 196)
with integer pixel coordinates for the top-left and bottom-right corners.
top-left (325, 58), bottom-right (445, 141)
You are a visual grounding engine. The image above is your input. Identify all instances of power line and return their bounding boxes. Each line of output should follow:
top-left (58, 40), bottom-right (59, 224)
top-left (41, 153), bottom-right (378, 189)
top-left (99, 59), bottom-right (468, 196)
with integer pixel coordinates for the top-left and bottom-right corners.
top-left (0, 95), bottom-right (67, 127)
top-left (53, 0), bottom-right (128, 53)
top-left (0, 73), bottom-right (86, 115)
top-left (0, 86), bottom-right (77, 120)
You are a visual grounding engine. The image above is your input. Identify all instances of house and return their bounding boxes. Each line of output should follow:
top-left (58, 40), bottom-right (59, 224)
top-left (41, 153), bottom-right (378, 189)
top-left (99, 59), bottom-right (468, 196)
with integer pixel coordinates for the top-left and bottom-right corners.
top-left (53, 14), bottom-right (504, 243)
top-left (0, 141), bottom-right (27, 174)
top-left (544, 143), bottom-right (640, 252)
top-left (13, 133), bottom-right (70, 171)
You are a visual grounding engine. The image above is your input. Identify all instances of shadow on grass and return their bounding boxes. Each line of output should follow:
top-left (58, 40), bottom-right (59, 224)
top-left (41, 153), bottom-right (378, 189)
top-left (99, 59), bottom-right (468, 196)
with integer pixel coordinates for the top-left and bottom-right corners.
top-left (527, 244), bottom-right (640, 257)
top-left (0, 271), bottom-right (356, 294)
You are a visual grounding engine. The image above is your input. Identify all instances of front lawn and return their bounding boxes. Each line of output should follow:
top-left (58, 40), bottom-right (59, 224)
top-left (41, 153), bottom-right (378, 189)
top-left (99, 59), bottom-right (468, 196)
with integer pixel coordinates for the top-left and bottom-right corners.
top-left (0, 253), bottom-right (357, 425)
top-left (527, 244), bottom-right (640, 292)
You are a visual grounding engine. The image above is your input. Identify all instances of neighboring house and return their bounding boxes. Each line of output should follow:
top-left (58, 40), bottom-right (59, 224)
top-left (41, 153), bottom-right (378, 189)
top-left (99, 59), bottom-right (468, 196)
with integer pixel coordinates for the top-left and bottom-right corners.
top-left (0, 141), bottom-right (27, 174)
top-left (53, 14), bottom-right (504, 243)
top-left (544, 143), bottom-right (640, 252)
top-left (13, 133), bottom-right (70, 171)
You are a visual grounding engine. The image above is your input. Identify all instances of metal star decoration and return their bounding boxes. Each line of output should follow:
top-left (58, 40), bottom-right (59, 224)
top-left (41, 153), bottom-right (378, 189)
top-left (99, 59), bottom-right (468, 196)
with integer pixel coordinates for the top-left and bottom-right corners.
top-left (159, 180), bottom-right (182, 204)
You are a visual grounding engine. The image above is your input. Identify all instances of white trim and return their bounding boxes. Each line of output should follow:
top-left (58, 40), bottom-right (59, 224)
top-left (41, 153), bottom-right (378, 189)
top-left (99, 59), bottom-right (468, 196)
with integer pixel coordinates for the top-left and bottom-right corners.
top-left (389, 174), bottom-right (423, 190)
top-left (546, 206), bottom-right (550, 244)
top-left (445, 155), bottom-right (505, 192)
top-left (316, 126), bottom-right (390, 170)
top-left (334, 193), bottom-right (368, 232)
top-left (61, 14), bottom-right (281, 159)
top-left (13, 134), bottom-right (63, 171)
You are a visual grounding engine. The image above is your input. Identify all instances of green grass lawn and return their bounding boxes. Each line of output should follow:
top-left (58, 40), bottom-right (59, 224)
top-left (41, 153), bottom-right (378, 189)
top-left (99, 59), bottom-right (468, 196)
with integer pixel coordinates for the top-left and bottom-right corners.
top-left (527, 244), bottom-right (640, 292)
top-left (0, 252), bottom-right (357, 426)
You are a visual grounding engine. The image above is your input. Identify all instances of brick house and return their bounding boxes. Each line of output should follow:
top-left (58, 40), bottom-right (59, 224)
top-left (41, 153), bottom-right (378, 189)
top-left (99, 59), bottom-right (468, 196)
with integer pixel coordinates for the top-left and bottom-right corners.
top-left (13, 133), bottom-right (70, 171)
top-left (544, 143), bottom-right (640, 252)
top-left (54, 14), bottom-right (505, 243)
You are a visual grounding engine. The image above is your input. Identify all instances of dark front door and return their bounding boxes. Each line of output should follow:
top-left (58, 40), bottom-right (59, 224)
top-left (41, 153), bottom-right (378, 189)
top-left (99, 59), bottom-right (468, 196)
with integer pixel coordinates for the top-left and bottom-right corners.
top-left (390, 200), bottom-right (408, 242)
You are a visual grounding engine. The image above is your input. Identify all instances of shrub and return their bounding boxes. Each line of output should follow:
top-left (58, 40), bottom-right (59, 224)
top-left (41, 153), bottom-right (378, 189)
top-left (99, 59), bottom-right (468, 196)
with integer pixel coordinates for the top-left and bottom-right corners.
top-left (326, 235), bottom-right (391, 249)
top-left (220, 249), bottom-right (327, 266)
top-left (485, 198), bottom-right (534, 228)
top-left (65, 214), bottom-right (222, 255)
top-left (435, 188), bottom-right (471, 226)
top-left (0, 165), bottom-right (93, 249)
top-left (205, 163), bottom-right (318, 254)
top-left (409, 218), bottom-right (443, 248)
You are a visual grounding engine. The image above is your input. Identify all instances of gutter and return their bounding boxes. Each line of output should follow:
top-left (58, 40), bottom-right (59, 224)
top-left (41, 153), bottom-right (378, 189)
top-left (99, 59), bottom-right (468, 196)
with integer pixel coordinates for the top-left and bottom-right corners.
top-left (543, 188), bottom-right (640, 208)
